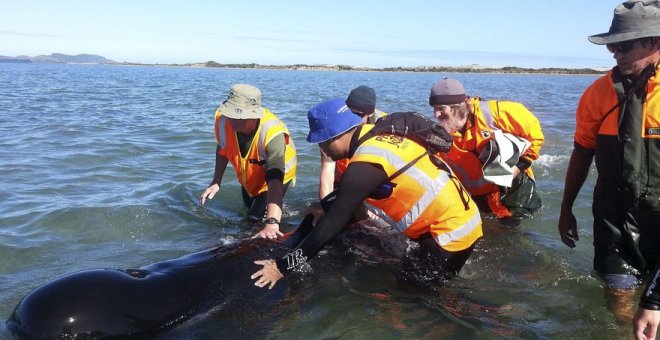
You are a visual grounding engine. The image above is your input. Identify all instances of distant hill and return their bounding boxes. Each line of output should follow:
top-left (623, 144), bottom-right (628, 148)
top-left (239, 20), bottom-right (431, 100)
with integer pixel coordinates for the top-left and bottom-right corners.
top-left (0, 53), bottom-right (114, 64)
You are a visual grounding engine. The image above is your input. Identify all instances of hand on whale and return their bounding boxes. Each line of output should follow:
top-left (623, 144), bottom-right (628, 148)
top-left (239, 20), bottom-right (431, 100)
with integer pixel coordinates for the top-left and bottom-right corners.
top-left (251, 205), bottom-right (324, 289)
top-left (251, 259), bottom-right (284, 289)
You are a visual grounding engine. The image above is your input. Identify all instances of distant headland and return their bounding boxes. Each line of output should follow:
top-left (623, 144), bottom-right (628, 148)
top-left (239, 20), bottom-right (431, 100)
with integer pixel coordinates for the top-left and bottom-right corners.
top-left (0, 53), bottom-right (607, 75)
top-left (0, 53), bottom-right (114, 64)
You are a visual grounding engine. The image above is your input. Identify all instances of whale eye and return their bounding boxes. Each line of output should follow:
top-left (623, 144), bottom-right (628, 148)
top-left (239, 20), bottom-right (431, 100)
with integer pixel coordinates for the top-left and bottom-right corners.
top-left (126, 269), bottom-right (148, 278)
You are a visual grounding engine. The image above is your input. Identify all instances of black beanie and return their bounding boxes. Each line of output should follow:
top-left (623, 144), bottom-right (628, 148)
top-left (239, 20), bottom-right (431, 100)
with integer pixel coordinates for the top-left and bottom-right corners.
top-left (345, 85), bottom-right (376, 114)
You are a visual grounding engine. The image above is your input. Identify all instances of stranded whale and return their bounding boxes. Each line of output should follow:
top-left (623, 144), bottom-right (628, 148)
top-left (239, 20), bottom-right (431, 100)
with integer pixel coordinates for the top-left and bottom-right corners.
top-left (6, 217), bottom-right (314, 339)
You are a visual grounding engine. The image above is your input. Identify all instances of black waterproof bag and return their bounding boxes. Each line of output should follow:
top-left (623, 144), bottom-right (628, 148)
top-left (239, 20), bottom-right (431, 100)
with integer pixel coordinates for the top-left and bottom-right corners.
top-left (358, 111), bottom-right (453, 154)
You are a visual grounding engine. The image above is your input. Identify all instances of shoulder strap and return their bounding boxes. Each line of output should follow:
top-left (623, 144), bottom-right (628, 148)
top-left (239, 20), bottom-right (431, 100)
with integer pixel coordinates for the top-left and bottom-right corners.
top-left (385, 150), bottom-right (429, 182)
top-left (601, 63), bottom-right (658, 127)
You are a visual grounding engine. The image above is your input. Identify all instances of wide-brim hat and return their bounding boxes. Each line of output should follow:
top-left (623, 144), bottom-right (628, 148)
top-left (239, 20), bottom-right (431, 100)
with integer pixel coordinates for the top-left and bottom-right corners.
top-left (588, 0), bottom-right (660, 45)
top-left (219, 84), bottom-right (265, 119)
top-left (307, 98), bottom-right (362, 143)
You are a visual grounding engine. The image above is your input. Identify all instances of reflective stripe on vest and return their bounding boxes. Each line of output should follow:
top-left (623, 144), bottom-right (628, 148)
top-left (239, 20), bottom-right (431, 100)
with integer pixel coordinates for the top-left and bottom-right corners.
top-left (444, 152), bottom-right (495, 195)
top-left (435, 211), bottom-right (482, 248)
top-left (358, 144), bottom-right (451, 232)
top-left (353, 131), bottom-right (482, 251)
top-left (257, 117), bottom-right (298, 176)
top-left (216, 116), bottom-right (227, 150)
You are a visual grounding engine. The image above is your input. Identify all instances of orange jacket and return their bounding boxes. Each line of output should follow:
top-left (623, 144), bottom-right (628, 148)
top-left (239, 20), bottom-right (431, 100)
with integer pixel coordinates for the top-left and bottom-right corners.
top-left (214, 108), bottom-right (297, 197)
top-left (575, 66), bottom-right (660, 148)
top-left (334, 158), bottom-right (349, 185)
top-left (575, 65), bottom-right (660, 205)
top-left (442, 97), bottom-right (544, 197)
top-left (352, 125), bottom-right (482, 252)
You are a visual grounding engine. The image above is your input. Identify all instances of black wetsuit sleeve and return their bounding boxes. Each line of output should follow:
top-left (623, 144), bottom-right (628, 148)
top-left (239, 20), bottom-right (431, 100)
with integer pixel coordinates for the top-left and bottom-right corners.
top-left (276, 162), bottom-right (388, 274)
top-left (264, 134), bottom-right (286, 183)
top-left (640, 261), bottom-right (660, 310)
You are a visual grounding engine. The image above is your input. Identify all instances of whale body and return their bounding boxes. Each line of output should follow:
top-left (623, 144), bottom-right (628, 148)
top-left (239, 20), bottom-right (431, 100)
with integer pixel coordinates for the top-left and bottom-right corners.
top-left (6, 219), bottom-right (313, 340)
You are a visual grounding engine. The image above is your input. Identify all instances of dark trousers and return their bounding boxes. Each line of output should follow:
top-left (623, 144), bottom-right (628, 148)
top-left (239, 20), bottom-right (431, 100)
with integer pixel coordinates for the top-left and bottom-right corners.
top-left (592, 191), bottom-right (660, 278)
top-left (399, 233), bottom-right (477, 287)
top-left (241, 181), bottom-right (291, 222)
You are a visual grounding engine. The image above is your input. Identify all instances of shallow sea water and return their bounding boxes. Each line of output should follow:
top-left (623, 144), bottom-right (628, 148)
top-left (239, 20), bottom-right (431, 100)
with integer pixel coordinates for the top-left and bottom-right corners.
top-left (0, 63), bottom-right (634, 339)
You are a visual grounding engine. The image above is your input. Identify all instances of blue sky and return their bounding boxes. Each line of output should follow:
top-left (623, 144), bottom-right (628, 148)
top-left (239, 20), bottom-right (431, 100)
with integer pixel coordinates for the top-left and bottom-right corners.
top-left (0, 0), bottom-right (623, 68)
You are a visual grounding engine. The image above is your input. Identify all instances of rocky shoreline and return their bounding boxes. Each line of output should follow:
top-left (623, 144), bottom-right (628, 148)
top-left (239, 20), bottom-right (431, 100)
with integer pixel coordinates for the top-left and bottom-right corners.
top-left (1, 53), bottom-right (607, 75)
top-left (113, 60), bottom-right (607, 75)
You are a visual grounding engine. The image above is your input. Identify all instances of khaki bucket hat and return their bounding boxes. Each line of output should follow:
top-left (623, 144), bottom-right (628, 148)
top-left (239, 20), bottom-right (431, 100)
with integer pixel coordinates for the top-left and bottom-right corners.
top-left (219, 84), bottom-right (265, 119)
top-left (588, 0), bottom-right (660, 45)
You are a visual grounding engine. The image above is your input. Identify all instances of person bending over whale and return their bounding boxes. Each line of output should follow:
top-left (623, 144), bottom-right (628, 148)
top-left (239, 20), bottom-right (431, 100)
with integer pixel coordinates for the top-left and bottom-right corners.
top-left (199, 84), bottom-right (297, 239)
top-left (251, 98), bottom-right (483, 289)
top-left (319, 85), bottom-right (387, 200)
top-left (429, 78), bottom-right (544, 224)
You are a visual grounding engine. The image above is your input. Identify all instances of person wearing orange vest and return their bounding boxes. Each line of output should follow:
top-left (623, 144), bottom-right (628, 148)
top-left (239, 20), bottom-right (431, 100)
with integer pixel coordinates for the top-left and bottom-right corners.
top-left (199, 84), bottom-right (297, 239)
top-left (429, 78), bottom-right (544, 224)
top-left (251, 98), bottom-right (482, 289)
top-left (555, 2), bottom-right (660, 338)
top-left (318, 86), bottom-right (387, 200)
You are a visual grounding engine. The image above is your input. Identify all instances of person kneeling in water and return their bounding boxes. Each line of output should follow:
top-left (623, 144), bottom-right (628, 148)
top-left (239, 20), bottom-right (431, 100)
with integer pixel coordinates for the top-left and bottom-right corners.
top-left (251, 98), bottom-right (483, 289)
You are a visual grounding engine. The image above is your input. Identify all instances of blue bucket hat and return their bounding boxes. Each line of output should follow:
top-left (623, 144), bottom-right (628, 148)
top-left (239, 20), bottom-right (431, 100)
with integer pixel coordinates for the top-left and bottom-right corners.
top-left (307, 98), bottom-right (362, 143)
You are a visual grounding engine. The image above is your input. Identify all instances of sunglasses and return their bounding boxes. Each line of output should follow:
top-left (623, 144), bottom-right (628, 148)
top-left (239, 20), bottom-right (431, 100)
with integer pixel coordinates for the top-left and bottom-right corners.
top-left (606, 39), bottom-right (639, 54)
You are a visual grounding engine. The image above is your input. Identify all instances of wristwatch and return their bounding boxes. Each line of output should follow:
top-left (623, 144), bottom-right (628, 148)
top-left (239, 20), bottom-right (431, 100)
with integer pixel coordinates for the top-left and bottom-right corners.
top-left (264, 217), bottom-right (280, 225)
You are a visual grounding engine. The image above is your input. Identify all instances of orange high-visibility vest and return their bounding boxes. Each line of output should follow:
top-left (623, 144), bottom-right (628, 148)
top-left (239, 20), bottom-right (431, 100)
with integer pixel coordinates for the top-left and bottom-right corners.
top-left (351, 126), bottom-right (482, 252)
top-left (214, 108), bottom-right (297, 197)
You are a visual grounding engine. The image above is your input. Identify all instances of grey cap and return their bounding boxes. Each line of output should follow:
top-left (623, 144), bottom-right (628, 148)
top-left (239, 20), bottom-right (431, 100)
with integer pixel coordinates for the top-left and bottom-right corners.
top-left (588, 0), bottom-right (660, 45)
top-left (219, 84), bottom-right (265, 119)
top-left (429, 78), bottom-right (466, 106)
